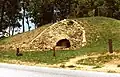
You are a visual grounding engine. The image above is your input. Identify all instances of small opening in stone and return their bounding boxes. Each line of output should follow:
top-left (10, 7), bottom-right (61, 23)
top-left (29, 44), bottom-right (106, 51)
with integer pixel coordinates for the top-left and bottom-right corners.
top-left (56, 39), bottom-right (71, 48)
top-left (67, 21), bottom-right (74, 25)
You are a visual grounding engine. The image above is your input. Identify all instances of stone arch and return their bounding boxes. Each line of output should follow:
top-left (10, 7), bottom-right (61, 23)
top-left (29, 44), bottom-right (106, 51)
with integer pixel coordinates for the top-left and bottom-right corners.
top-left (56, 39), bottom-right (71, 48)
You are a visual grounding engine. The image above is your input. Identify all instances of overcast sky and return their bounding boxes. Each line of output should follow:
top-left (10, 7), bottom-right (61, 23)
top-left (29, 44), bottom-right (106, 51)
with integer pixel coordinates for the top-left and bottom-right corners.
top-left (6, 10), bottom-right (35, 35)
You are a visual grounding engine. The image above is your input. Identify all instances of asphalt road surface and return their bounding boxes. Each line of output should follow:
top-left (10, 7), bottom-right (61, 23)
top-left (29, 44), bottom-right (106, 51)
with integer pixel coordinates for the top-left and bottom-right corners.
top-left (0, 63), bottom-right (120, 77)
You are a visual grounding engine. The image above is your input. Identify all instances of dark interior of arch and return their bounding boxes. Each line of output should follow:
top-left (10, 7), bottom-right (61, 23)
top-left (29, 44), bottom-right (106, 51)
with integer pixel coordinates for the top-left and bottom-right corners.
top-left (56, 39), bottom-right (71, 48)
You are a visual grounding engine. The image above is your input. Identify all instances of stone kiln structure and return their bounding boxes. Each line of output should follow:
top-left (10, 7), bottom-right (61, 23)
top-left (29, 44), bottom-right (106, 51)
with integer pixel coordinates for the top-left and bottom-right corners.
top-left (29, 19), bottom-right (87, 50)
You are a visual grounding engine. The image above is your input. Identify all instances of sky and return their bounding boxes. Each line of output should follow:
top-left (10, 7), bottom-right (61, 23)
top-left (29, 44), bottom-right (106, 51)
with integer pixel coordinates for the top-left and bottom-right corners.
top-left (5, 19), bottom-right (35, 35)
top-left (6, 10), bottom-right (35, 35)
top-left (19, 18), bottom-right (35, 32)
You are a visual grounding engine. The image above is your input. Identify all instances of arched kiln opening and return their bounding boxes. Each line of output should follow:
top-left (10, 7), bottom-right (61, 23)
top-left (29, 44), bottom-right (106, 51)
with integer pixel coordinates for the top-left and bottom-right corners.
top-left (56, 39), bottom-right (71, 48)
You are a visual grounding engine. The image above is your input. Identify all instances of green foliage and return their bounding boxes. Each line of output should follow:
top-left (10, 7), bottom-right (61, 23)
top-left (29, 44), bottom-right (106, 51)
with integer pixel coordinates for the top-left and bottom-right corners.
top-left (0, 0), bottom-right (22, 35)
top-left (27, 0), bottom-right (54, 26)
top-left (25, 0), bottom-right (120, 27)
top-left (1, 0), bottom-right (120, 35)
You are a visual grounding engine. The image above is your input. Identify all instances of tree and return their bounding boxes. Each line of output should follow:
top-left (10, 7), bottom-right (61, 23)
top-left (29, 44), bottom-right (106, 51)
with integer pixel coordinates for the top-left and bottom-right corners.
top-left (0, 0), bottom-right (22, 36)
top-left (5, 0), bottom-right (120, 31)
top-left (21, 1), bottom-right (25, 32)
top-left (27, 0), bottom-right (54, 27)
top-left (0, 0), bottom-right (6, 32)
top-left (54, 0), bottom-right (72, 19)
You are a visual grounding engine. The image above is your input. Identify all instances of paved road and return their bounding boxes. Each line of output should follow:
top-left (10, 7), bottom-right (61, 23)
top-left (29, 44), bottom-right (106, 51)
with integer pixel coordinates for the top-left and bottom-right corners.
top-left (0, 63), bottom-right (120, 77)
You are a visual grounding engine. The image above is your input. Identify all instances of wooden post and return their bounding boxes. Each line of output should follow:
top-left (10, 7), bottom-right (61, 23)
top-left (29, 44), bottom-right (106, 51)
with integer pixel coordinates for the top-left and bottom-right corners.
top-left (108, 39), bottom-right (113, 53)
top-left (16, 47), bottom-right (23, 56)
top-left (53, 46), bottom-right (56, 57)
top-left (16, 48), bottom-right (19, 54)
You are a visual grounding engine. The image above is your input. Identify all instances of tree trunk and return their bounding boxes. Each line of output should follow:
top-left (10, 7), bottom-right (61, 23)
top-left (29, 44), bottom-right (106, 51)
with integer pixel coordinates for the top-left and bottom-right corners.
top-left (35, 23), bottom-right (37, 29)
top-left (94, 8), bottom-right (98, 16)
top-left (8, 19), bottom-right (11, 36)
top-left (9, 26), bottom-right (11, 36)
top-left (12, 27), bottom-right (14, 36)
top-left (0, 0), bottom-right (6, 32)
top-left (22, 3), bottom-right (25, 32)
top-left (26, 16), bottom-right (30, 31)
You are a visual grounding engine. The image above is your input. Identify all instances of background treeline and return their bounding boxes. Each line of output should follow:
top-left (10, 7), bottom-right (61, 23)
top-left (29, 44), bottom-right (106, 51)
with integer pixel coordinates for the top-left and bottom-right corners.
top-left (0, 0), bottom-right (120, 36)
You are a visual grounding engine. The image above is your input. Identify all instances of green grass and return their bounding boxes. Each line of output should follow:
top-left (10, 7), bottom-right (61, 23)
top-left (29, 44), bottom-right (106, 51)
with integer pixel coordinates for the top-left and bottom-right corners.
top-left (0, 45), bottom-right (109, 65)
top-left (78, 17), bottom-right (120, 49)
top-left (0, 50), bottom-right (84, 64)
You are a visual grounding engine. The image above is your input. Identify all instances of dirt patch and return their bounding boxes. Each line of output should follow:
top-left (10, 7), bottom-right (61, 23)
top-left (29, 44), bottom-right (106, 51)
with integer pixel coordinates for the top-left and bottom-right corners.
top-left (106, 60), bottom-right (120, 65)
top-left (59, 53), bottom-right (120, 73)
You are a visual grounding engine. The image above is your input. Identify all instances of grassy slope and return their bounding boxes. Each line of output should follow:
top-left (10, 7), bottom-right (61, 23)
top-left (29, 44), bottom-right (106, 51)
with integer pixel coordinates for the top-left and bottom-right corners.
top-left (0, 24), bottom-right (51, 45)
top-left (0, 17), bottom-right (120, 65)
top-left (79, 17), bottom-right (120, 50)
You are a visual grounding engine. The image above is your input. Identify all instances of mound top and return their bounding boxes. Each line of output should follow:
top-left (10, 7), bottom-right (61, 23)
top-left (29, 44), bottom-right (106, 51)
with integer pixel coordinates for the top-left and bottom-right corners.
top-left (29, 19), bottom-right (87, 50)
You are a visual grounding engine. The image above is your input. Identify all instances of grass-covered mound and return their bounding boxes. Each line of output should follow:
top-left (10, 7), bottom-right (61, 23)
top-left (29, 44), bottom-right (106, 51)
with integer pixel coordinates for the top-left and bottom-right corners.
top-left (0, 17), bottom-right (120, 51)
top-left (0, 24), bottom-right (50, 45)
top-left (0, 24), bottom-right (51, 50)
top-left (79, 17), bottom-right (120, 50)
top-left (28, 17), bottom-right (120, 50)
top-left (0, 17), bottom-right (120, 67)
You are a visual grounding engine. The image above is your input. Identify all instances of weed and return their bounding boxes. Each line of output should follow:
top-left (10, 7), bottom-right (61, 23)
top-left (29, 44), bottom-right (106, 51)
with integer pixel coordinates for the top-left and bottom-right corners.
top-left (60, 64), bottom-right (65, 68)
top-left (67, 65), bottom-right (76, 68)
top-left (117, 64), bottom-right (120, 67)
top-left (93, 65), bottom-right (103, 69)
top-left (107, 70), bottom-right (117, 73)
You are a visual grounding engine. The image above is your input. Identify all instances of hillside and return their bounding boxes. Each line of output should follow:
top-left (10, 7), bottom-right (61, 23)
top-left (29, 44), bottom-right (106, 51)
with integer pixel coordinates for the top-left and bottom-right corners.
top-left (0, 17), bottom-right (120, 51)
top-left (79, 17), bottom-right (120, 49)
top-left (0, 24), bottom-right (51, 50)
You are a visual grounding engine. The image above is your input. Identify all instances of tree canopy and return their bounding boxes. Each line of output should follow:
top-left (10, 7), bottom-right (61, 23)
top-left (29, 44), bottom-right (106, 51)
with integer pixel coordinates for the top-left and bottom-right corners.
top-left (26, 0), bottom-right (120, 27)
top-left (0, 0), bottom-right (22, 36)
